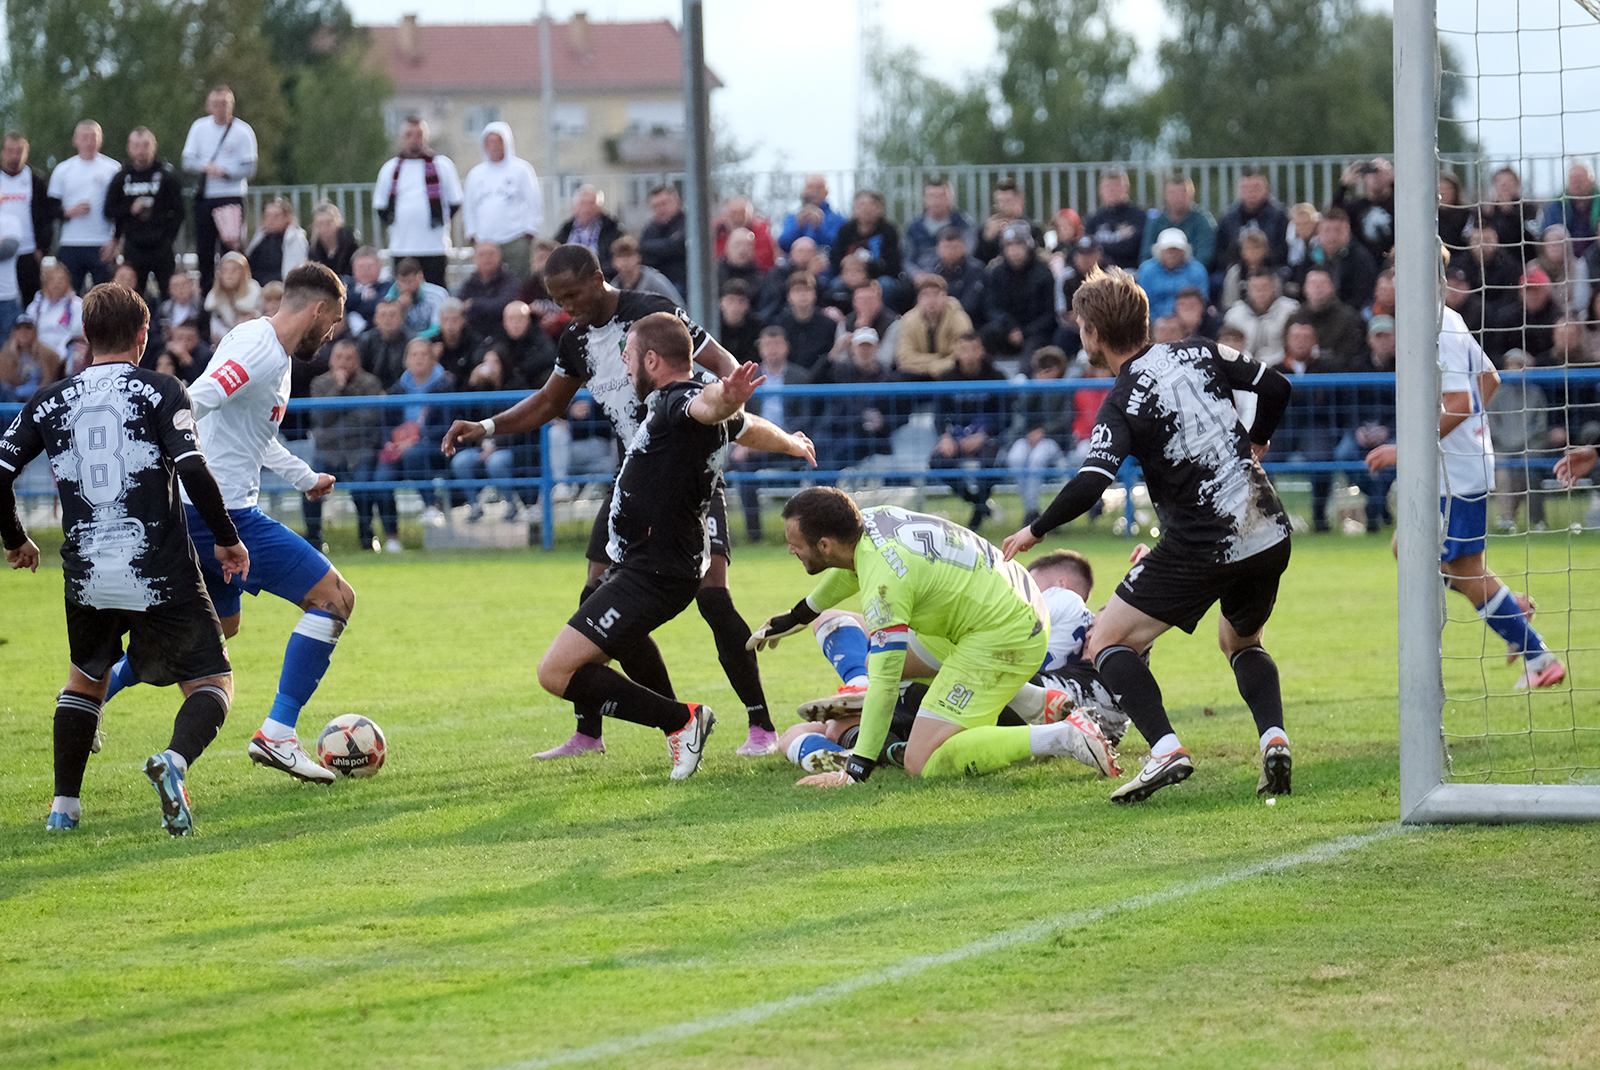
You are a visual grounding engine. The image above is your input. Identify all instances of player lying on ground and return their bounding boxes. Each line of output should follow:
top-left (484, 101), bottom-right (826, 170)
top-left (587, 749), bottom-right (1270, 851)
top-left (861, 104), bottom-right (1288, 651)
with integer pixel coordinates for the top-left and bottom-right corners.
top-left (1365, 307), bottom-right (1565, 690)
top-left (773, 549), bottom-right (1131, 771)
top-left (443, 244), bottom-right (785, 760)
top-left (534, 313), bottom-right (815, 779)
top-left (97, 263), bottom-right (355, 784)
top-left (1, 284), bottom-right (249, 835)
top-left (752, 488), bottom-right (1119, 788)
top-left (1003, 267), bottom-right (1296, 803)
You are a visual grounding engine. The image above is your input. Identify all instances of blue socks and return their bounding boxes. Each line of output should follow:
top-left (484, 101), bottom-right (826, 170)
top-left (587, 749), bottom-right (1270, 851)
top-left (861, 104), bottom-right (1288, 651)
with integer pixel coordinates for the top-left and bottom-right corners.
top-left (261, 610), bottom-right (341, 739)
top-left (103, 656), bottom-right (140, 704)
top-left (816, 615), bottom-right (870, 686)
top-left (1477, 587), bottom-right (1547, 662)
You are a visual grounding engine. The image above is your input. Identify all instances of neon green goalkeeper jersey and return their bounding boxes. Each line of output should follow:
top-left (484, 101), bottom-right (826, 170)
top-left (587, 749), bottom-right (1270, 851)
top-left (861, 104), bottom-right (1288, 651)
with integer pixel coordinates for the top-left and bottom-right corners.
top-left (805, 507), bottom-right (1050, 762)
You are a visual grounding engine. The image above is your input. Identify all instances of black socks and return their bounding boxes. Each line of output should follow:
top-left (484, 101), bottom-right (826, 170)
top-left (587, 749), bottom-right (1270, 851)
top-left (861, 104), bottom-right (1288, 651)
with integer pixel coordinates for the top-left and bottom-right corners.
top-left (1094, 645), bottom-right (1176, 748)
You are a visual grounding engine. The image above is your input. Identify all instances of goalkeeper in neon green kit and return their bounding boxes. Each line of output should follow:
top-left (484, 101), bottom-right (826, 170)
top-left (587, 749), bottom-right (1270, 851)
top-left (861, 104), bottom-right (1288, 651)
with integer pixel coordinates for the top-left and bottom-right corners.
top-left (751, 487), bottom-right (1119, 787)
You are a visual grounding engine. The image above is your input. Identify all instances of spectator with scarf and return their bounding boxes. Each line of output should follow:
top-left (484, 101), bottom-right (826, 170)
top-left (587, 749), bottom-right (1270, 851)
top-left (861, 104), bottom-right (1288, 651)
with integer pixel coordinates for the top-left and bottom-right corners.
top-left (373, 116), bottom-right (463, 289)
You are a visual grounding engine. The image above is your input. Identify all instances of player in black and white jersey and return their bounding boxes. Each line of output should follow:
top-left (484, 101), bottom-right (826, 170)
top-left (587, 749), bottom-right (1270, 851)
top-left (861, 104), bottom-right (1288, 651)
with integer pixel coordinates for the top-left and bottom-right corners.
top-left (442, 244), bottom-right (784, 759)
top-left (534, 312), bottom-right (814, 779)
top-left (0, 284), bottom-right (248, 835)
top-left (1003, 267), bottom-right (1296, 803)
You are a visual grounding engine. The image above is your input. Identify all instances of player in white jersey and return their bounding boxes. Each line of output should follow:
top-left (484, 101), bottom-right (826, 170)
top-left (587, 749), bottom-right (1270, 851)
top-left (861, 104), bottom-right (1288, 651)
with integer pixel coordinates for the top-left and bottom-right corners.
top-left (99, 264), bottom-right (358, 780)
top-left (1366, 307), bottom-right (1564, 689)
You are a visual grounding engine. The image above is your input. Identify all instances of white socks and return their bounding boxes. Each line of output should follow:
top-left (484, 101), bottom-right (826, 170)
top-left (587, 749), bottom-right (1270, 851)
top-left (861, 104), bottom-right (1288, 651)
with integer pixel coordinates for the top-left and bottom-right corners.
top-left (1260, 728), bottom-right (1288, 752)
top-left (52, 796), bottom-right (81, 819)
top-left (1150, 733), bottom-right (1183, 759)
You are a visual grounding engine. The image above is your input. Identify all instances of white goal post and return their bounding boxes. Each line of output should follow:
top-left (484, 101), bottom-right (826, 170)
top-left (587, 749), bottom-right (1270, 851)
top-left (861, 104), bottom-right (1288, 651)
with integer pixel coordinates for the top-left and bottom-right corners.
top-left (1394, 0), bottom-right (1600, 822)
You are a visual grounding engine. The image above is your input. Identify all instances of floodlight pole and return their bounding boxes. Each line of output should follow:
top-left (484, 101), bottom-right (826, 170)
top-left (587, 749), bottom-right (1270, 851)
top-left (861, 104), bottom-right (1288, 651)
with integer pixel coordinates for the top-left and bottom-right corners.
top-left (681, 0), bottom-right (716, 328)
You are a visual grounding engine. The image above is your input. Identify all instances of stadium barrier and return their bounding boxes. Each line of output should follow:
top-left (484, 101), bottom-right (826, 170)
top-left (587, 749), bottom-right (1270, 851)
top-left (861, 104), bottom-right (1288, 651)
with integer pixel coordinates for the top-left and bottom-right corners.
top-left (5, 369), bottom-right (1598, 551)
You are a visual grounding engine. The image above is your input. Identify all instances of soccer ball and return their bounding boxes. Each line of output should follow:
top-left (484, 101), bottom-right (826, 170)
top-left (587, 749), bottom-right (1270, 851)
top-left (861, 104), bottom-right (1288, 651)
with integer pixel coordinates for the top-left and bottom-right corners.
top-left (315, 714), bottom-right (387, 778)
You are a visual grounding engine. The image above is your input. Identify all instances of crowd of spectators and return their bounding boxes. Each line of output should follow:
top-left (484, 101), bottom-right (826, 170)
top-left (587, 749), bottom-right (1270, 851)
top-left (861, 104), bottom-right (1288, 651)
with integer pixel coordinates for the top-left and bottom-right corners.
top-left (4, 87), bottom-right (1597, 539)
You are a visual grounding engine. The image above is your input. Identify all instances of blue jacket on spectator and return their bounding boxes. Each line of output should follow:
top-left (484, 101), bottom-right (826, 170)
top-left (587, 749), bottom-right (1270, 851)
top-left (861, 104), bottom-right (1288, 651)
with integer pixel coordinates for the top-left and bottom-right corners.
top-left (1140, 208), bottom-right (1218, 270)
top-left (389, 363), bottom-right (454, 441)
top-left (1541, 194), bottom-right (1598, 257)
top-left (904, 209), bottom-right (977, 273)
top-left (1136, 256), bottom-right (1211, 320)
top-left (934, 254), bottom-right (987, 326)
top-left (778, 200), bottom-right (846, 253)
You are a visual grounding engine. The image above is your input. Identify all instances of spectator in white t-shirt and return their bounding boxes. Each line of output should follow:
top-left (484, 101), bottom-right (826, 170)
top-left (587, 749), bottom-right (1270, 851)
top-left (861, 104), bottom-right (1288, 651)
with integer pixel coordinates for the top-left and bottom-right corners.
top-left (462, 121), bottom-right (541, 281)
top-left (181, 85), bottom-right (259, 298)
top-left (373, 117), bottom-right (463, 290)
top-left (24, 262), bottom-right (83, 361)
top-left (47, 121), bottom-right (120, 292)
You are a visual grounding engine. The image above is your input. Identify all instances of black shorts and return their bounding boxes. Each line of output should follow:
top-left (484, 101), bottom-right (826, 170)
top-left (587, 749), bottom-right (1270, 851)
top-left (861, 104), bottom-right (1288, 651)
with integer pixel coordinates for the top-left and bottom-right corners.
top-left (568, 566), bottom-right (702, 662)
top-left (1117, 537), bottom-right (1292, 636)
top-left (66, 594), bottom-right (231, 688)
top-left (585, 480), bottom-right (732, 566)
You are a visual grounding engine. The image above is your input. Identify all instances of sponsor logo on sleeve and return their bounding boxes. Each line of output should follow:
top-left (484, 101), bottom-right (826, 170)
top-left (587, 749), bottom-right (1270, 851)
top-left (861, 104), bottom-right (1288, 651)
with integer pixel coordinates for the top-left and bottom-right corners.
top-left (211, 360), bottom-right (250, 396)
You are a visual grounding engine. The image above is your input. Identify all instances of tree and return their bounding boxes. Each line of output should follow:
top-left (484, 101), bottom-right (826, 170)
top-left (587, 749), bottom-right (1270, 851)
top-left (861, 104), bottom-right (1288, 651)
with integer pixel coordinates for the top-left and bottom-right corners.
top-left (861, 0), bottom-right (1149, 168)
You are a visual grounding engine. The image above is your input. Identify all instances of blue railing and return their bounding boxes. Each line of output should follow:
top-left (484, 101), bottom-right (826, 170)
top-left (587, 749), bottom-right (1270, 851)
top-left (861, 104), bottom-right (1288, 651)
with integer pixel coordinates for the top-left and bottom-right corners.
top-left (5, 368), bottom-right (1599, 550)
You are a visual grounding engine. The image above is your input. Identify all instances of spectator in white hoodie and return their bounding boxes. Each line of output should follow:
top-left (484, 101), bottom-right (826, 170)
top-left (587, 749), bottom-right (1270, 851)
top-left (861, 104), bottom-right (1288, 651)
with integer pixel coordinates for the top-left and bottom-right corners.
top-left (462, 121), bottom-right (543, 281)
top-left (1222, 268), bottom-right (1301, 367)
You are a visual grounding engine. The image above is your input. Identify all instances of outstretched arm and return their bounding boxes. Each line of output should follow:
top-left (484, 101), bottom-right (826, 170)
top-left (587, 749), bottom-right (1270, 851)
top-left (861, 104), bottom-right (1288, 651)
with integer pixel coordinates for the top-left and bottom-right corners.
top-left (689, 362), bottom-right (765, 425)
top-left (441, 372), bottom-right (580, 456)
top-left (733, 413), bottom-right (816, 465)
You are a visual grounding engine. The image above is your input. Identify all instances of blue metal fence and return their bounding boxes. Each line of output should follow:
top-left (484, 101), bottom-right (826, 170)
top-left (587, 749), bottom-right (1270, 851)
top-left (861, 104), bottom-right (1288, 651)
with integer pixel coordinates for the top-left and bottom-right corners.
top-left (5, 369), bottom-right (1599, 551)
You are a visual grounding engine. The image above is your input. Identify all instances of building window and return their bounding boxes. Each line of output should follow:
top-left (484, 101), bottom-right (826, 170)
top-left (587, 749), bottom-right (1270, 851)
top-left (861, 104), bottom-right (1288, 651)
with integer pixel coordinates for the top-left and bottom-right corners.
top-left (553, 103), bottom-right (588, 140)
top-left (464, 106), bottom-right (500, 138)
top-left (625, 101), bottom-right (685, 136)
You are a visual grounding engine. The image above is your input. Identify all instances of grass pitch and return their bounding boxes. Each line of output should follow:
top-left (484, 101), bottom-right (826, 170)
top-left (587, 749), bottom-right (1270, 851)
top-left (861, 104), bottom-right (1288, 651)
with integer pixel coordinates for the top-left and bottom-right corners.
top-left (2, 511), bottom-right (1599, 1069)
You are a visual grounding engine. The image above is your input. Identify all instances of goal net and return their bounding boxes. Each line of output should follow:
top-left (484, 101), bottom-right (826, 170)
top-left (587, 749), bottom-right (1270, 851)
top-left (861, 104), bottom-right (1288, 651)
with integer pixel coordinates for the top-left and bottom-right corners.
top-left (1397, 0), bottom-right (1600, 821)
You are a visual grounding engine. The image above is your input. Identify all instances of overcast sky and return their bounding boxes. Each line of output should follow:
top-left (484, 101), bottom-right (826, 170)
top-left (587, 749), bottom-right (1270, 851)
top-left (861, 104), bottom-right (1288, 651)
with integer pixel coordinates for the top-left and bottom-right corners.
top-left (343, 0), bottom-right (1596, 183)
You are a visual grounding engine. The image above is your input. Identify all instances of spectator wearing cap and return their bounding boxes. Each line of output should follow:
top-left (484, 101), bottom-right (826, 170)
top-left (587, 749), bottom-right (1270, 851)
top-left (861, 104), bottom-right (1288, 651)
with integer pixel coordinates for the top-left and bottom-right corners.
top-left (1223, 268), bottom-right (1300, 366)
top-left (980, 222), bottom-right (1055, 362)
top-left (1540, 162), bottom-right (1598, 258)
top-left (0, 315), bottom-right (62, 401)
top-left (894, 274), bottom-right (974, 381)
top-left (1136, 228), bottom-right (1211, 320)
top-left (1139, 173), bottom-right (1217, 270)
top-left (553, 185), bottom-right (624, 276)
top-left (778, 174), bottom-right (846, 253)
top-left (1287, 268), bottom-right (1366, 369)
top-left (1006, 345), bottom-right (1073, 525)
top-left (811, 326), bottom-right (898, 471)
top-left (1084, 170), bottom-right (1146, 269)
top-left (830, 278), bottom-right (900, 365)
top-left (929, 332), bottom-right (1008, 530)
top-left (830, 189), bottom-right (904, 294)
top-left (773, 272), bottom-right (837, 374)
top-left (639, 184), bottom-right (689, 296)
top-left (906, 176), bottom-right (977, 273)
top-left (1333, 157), bottom-right (1396, 265)
top-left (717, 227), bottom-right (765, 293)
top-left (455, 240), bottom-right (522, 340)
top-left (728, 325), bottom-right (810, 542)
top-left (757, 236), bottom-right (825, 321)
top-left (611, 234), bottom-right (684, 305)
top-left (714, 195), bottom-right (777, 273)
top-left (1294, 205), bottom-right (1379, 313)
top-left (931, 225), bottom-right (988, 326)
top-left (1216, 167), bottom-right (1291, 273)
top-left (718, 279), bottom-right (764, 365)
top-left (1485, 268), bottom-right (1561, 364)
top-left (974, 178), bottom-right (1044, 265)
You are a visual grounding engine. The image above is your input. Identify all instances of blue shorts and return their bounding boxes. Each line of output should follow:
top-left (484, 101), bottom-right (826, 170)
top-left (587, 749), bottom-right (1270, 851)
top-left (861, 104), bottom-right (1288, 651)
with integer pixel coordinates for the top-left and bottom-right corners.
top-left (1440, 495), bottom-right (1487, 563)
top-left (186, 504), bottom-right (331, 618)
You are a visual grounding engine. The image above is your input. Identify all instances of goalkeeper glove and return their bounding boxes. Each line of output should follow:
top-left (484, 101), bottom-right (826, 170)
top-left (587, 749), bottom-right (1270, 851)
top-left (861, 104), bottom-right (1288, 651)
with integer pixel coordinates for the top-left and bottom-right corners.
top-left (844, 753), bottom-right (876, 783)
top-left (746, 597), bottom-right (821, 651)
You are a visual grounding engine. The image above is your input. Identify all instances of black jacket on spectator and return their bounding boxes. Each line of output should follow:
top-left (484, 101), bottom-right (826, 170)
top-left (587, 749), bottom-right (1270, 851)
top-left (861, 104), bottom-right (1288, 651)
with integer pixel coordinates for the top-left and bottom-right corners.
top-left (1334, 186), bottom-right (1396, 265)
top-left (1084, 203), bottom-right (1146, 269)
top-left (344, 277), bottom-right (385, 332)
top-left (717, 259), bottom-right (763, 294)
top-left (935, 359), bottom-right (1008, 437)
top-left (774, 307), bottom-right (837, 373)
top-left (1289, 301), bottom-right (1368, 370)
top-left (1295, 240), bottom-right (1380, 313)
top-left (437, 326), bottom-right (485, 384)
top-left (811, 356), bottom-right (898, 468)
top-left (1480, 202), bottom-right (1543, 261)
top-left (756, 260), bottom-right (804, 321)
top-left (358, 327), bottom-right (411, 388)
top-left (456, 268), bottom-right (522, 340)
top-left (981, 258), bottom-right (1057, 350)
top-left (935, 255), bottom-right (988, 326)
top-left (1215, 199), bottom-right (1291, 270)
top-left (718, 312), bottom-right (764, 366)
top-left (1483, 299), bottom-right (1560, 365)
top-left (639, 209), bottom-right (688, 294)
top-left (829, 218), bottom-right (903, 278)
top-left (104, 158), bottom-right (185, 254)
top-left (483, 326), bottom-right (557, 389)
top-left (554, 212), bottom-right (625, 276)
top-left (309, 226), bottom-right (360, 278)
top-left (310, 367), bottom-right (386, 470)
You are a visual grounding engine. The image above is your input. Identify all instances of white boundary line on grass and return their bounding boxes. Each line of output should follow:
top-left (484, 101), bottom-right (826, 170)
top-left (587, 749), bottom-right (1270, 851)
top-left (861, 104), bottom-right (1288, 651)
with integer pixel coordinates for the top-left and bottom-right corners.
top-left (492, 824), bottom-right (1411, 1070)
